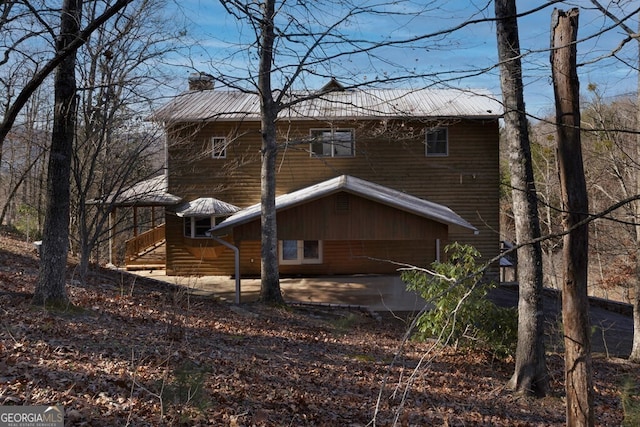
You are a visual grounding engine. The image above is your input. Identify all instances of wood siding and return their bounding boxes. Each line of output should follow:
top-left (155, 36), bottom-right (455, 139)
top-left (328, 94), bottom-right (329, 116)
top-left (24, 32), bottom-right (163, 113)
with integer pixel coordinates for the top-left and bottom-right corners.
top-left (165, 118), bottom-right (500, 276)
top-left (233, 193), bottom-right (449, 241)
top-left (166, 238), bottom-right (442, 276)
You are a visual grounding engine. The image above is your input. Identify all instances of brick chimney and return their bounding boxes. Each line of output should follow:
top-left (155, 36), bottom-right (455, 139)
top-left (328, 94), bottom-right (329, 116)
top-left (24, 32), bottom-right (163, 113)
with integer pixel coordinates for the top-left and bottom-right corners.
top-left (188, 72), bottom-right (214, 91)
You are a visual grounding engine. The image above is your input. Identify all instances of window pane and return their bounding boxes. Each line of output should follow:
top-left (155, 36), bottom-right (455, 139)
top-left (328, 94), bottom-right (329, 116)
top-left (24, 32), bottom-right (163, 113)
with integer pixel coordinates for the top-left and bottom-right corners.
top-left (212, 137), bottom-right (226, 158)
top-left (426, 128), bottom-right (448, 156)
top-left (282, 240), bottom-right (298, 260)
top-left (333, 130), bottom-right (354, 156)
top-left (310, 131), bottom-right (324, 156)
top-left (194, 217), bottom-right (212, 237)
top-left (303, 240), bottom-right (319, 259)
top-left (311, 140), bottom-right (325, 156)
top-left (311, 130), bottom-right (353, 157)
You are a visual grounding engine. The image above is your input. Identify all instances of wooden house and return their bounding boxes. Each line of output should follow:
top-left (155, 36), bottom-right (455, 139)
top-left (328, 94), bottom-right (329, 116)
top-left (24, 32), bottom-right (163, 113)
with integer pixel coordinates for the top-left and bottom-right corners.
top-left (128, 76), bottom-right (502, 278)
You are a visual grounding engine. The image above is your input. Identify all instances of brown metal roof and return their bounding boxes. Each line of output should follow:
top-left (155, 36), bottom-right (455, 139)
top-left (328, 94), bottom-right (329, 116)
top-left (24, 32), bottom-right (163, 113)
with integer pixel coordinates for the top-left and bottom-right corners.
top-left (152, 87), bottom-right (502, 123)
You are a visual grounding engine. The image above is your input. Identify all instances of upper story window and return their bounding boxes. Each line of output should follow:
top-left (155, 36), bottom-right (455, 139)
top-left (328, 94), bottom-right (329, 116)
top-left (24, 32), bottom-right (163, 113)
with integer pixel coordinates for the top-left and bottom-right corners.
top-left (310, 129), bottom-right (355, 157)
top-left (425, 128), bottom-right (448, 157)
top-left (211, 137), bottom-right (227, 159)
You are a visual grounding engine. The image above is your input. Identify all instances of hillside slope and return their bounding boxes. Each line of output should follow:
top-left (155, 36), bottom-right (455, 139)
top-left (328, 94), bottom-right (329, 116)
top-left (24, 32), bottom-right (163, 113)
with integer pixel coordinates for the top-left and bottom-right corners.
top-left (0, 230), bottom-right (635, 425)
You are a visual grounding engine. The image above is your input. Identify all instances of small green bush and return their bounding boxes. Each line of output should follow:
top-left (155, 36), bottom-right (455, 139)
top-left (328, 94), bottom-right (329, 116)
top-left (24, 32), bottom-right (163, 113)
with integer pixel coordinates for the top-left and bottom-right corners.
top-left (403, 242), bottom-right (517, 358)
top-left (162, 359), bottom-right (210, 411)
top-left (622, 377), bottom-right (640, 427)
top-left (14, 204), bottom-right (41, 241)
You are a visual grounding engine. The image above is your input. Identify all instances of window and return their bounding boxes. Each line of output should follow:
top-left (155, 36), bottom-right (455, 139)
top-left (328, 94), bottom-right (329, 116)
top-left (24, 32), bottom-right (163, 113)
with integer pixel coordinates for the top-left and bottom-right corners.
top-left (310, 129), bottom-right (354, 157)
top-left (183, 216), bottom-right (226, 238)
top-left (211, 137), bottom-right (227, 159)
top-left (279, 240), bottom-right (323, 264)
top-left (425, 128), bottom-right (448, 157)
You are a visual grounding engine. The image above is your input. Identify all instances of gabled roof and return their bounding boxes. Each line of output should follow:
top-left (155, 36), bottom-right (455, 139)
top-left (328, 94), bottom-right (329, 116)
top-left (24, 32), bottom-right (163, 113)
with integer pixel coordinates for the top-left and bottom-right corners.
top-left (211, 175), bottom-right (477, 234)
top-left (152, 86), bottom-right (502, 123)
top-left (88, 175), bottom-right (181, 207)
top-left (170, 197), bottom-right (240, 217)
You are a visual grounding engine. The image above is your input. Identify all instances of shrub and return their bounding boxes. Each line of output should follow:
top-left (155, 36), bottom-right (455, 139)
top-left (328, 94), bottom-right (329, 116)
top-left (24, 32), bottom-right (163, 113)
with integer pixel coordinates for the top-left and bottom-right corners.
top-left (15, 204), bottom-right (41, 241)
top-left (403, 242), bottom-right (517, 358)
top-left (622, 377), bottom-right (640, 426)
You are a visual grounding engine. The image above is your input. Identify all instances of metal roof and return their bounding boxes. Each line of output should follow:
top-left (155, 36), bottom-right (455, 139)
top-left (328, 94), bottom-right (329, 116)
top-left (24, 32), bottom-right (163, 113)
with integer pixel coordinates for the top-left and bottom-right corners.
top-left (89, 175), bottom-right (181, 207)
top-left (211, 175), bottom-right (477, 234)
top-left (171, 197), bottom-right (240, 217)
top-left (152, 87), bottom-right (502, 123)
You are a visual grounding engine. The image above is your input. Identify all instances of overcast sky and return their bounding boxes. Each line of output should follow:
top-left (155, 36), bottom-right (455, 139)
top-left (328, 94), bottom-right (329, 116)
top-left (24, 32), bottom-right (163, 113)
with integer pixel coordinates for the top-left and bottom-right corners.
top-left (168, 1), bottom-right (639, 118)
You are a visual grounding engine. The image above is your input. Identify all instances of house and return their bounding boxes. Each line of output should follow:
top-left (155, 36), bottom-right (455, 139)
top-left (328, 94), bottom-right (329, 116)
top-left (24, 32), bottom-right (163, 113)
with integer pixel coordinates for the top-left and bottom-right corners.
top-left (126, 75), bottom-right (502, 278)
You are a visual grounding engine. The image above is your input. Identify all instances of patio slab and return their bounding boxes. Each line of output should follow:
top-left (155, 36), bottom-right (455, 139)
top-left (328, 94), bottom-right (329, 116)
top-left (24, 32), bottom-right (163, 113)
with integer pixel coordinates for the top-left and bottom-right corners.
top-left (129, 270), bottom-right (428, 312)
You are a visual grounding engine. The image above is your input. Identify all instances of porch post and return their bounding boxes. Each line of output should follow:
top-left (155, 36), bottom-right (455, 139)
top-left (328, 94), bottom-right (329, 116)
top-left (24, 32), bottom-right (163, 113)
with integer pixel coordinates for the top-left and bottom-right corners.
top-left (108, 209), bottom-right (115, 265)
top-left (133, 206), bottom-right (138, 236)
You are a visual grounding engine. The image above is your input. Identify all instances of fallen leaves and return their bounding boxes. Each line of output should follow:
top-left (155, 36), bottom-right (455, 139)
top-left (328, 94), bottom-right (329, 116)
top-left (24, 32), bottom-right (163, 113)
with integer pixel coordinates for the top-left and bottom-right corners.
top-left (0, 231), bottom-right (636, 426)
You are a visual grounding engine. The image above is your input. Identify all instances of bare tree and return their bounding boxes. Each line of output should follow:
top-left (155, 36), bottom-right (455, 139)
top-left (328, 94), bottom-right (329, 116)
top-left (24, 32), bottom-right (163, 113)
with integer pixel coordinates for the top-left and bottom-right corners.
top-left (71, 0), bottom-right (181, 281)
top-left (0, 86), bottom-right (51, 229)
top-left (33, 0), bottom-right (83, 307)
top-left (551, 8), bottom-right (594, 426)
top-left (635, 10), bottom-right (640, 363)
top-left (0, 0), bottom-right (135, 171)
top-left (587, 0), bottom-right (640, 362)
top-left (579, 91), bottom-right (637, 301)
top-left (0, 0), bottom-right (148, 305)
top-left (254, 0), bottom-right (282, 303)
top-left (495, 0), bottom-right (547, 397)
top-left (529, 122), bottom-right (563, 290)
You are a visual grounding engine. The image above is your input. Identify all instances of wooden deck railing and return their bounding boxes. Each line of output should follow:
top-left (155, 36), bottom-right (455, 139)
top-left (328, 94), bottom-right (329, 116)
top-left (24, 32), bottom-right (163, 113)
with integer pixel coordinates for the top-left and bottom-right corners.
top-left (125, 224), bottom-right (165, 261)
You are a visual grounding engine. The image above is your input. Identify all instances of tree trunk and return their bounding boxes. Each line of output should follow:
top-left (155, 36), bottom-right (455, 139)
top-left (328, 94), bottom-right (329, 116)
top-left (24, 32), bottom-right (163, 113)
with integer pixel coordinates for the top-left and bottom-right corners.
top-left (33, 0), bottom-right (83, 307)
top-left (257, 0), bottom-right (283, 304)
top-left (495, 0), bottom-right (548, 396)
top-left (630, 13), bottom-right (640, 363)
top-left (551, 8), bottom-right (594, 426)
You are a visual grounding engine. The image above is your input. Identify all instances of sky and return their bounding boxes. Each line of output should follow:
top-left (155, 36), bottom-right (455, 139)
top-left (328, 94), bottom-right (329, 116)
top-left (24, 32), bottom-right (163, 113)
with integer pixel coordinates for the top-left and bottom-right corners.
top-left (166, 0), bottom-right (639, 118)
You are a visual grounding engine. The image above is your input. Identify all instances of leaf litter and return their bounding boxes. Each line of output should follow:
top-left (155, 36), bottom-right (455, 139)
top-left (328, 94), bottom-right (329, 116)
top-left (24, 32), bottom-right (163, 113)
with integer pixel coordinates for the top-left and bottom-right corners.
top-left (0, 231), bottom-right (635, 426)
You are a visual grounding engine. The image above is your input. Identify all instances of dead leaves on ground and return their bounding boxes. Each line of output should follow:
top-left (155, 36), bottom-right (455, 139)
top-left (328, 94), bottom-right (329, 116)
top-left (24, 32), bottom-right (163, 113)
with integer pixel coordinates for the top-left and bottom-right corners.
top-left (0, 233), bottom-right (636, 426)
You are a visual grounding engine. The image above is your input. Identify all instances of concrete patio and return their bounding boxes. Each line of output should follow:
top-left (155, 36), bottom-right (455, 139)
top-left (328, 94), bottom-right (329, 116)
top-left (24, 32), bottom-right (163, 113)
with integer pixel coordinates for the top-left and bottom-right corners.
top-left (129, 270), bottom-right (428, 312)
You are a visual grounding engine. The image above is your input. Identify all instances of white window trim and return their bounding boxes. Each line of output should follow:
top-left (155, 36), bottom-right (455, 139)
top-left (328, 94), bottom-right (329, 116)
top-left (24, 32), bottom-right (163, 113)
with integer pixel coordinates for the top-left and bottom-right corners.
top-left (279, 240), bottom-right (323, 265)
top-left (309, 128), bottom-right (355, 158)
top-left (212, 136), bottom-right (227, 159)
top-left (425, 128), bottom-right (448, 157)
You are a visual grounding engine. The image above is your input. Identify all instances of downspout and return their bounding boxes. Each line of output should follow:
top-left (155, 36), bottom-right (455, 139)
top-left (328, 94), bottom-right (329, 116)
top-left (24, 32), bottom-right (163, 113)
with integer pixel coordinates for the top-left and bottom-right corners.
top-left (211, 236), bottom-right (241, 304)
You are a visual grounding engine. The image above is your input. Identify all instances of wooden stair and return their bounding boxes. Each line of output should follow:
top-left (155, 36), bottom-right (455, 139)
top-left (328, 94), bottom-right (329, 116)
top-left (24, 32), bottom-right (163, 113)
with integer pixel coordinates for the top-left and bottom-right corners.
top-left (125, 224), bottom-right (167, 271)
top-left (125, 243), bottom-right (166, 271)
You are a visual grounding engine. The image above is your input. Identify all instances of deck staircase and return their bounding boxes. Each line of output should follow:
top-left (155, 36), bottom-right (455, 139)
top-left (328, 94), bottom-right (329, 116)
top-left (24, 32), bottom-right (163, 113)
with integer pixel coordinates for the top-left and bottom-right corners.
top-left (125, 224), bottom-right (166, 270)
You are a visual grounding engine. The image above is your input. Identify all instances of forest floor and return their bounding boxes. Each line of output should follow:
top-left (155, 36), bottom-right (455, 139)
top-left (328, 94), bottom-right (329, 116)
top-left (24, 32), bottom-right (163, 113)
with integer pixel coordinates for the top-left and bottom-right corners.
top-left (0, 229), bottom-right (638, 426)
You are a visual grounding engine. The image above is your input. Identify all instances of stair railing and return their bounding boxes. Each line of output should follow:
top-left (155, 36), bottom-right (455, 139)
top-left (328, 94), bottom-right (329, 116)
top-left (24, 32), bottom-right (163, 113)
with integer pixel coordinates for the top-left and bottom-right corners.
top-left (125, 224), bottom-right (166, 261)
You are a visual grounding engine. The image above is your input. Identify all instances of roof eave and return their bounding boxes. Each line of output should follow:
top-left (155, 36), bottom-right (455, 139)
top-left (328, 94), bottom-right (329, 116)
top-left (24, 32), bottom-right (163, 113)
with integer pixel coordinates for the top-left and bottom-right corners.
top-left (211, 175), bottom-right (478, 234)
